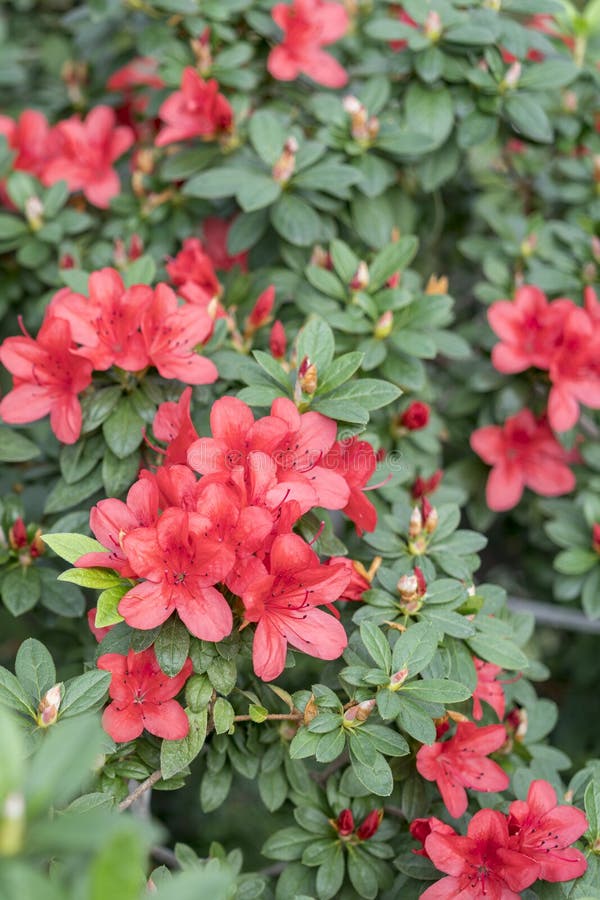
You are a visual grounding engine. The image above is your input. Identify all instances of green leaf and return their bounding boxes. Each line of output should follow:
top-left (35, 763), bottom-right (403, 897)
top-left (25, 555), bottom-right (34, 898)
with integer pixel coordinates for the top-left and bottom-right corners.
top-left (360, 622), bottom-right (392, 671)
top-left (263, 826), bottom-right (314, 861)
top-left (554, 548), bottom-right (598, 576)
top-left (60, 670), bottom-right (111, 718)
top-left (207, 657), bottom-right (237, 695)
top-left (305, 264), bottom-right (347, 300)
top-left (315, 377), bottom-right (401, 411)
top-left (15, 638), bottom-right (56, 703)
top-left (347, 846), bottom-right (379, 900)
top-left (1, 566), bottom-right (41, 616)
top-left (200, 764), bottom-right (232, 812)
top-left (518, 59), bottom-right (578, 90)
top-left (248, 110), bottom-right (286, 165)
top-left (252, 350), bottom-right (291, 390)
top-left (0, 666), bottom-right (36, 717)
top-left (289, 727), bottom-right (321, 759)
top-left (89, 827), bottom-right (146, 900)
top-left (296, 317), bottom-right (335, 373)
top-left (396, 696), bottom-right (436, 744)
top-left (316, 844), bottom-right (344, 900)
top-left (271, 194), bottom-right (321, 246)
top-left (391, 622), bottom-right (439, 677)
top-left (58, 566), bottom-right (121, 589)
top-left (405, 84), bottom-right (454, 151)
top-left (236, 174), bottom-right (281, 212)
top-left (38, 567), bottom-right (85, 618)
top-left (348, 739), bottom-right (394, 796)
top-left (183, 167), bottom-right (246, 199)
top-left (468, 620), bottom-right (529, 670)
top-left (160, 709), bottom-right (208, 779)
top-left (81, 386), bottom-right (123, 433)
top-left (102, 397), bottom-right (144, 460)
top-left (42, 533), bottom-right (105, 565)
top-left (123, 254), bottom-right (156, 287)
top-left (155, 617), bottom-right (190, 677)
top-left (505, 93), bottom-right (553, 143)
top-left (583, 567), bottom-right (600, 620)
top-left (585, 776), bottom-right (600, 838)
top-left (0, 212), bottom-right (28, 241)
top-left (258, 766), bottom-right (288, 812)
top-left (44, 466), bottom-right (104, 514)
top-left (0, 427), bottom-right (41, 462)
top-left (369, 237), bottom-right (418, 290)
top-left (102, 449), bottom-right (140, 498)
top-left (330, 240), bottom-right (360, 283)
top-left (317, 352), bottom-right (364, 394)
top-left (96, 586), bottom-right (127, 628)
top-left (60, 434), bottom-right (105, 485)
top-left (213, 697), bottom-right (235, 734)
top-left (401, 678), bottom-right (472, 704)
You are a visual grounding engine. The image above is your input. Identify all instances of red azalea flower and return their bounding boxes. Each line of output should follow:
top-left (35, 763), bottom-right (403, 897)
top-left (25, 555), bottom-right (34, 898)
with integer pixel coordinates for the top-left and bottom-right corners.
top-left (140, 283), bottom-right (218, 384)
top-left (97, 647), bottom-right (192, 742)
top-left (202, 217), bottom-right (249, 272)
top-left (76, 477), bottom-right (160, 577)
top-left (487, 285), bottom-right (570, 373)
top-left (42, 106), bottom-right (134, 209)
top-left (400, 401), bottom-right (430, 430)
top-left (421, 808), bottom-right (540, 899)
top-left (409, 816), bottom-right (456, 857)
top-left (470, 408), bottom-right (575, 511)
top-left (155, 68), bottom-right (233, 147)
top-left (51, 268), bottom-right (150, 372)
top-left (0, 314), bottom-right (92, 444)
top-left (547, 304), bottom-right (600, 432)
top-left (508, 779), bottom-right (588, 882)
top-left (166, 237), bottom-right (222, 309)
top-left (321, 436), bottom-right (378, 535)
top-left (472, 657), bottom-right (506, 722)
top-left (0, 110), bottom-right (60, 180)
top-left (153, 387), bottom-right (200, 466)
top-left (187, 396), bottom-right (288, 486)
top-left (107, 56), bottom-right (164, 92)
top-left (119, 507), bottom-right (235, 640)
top-left (416, 721), bottom-right (509, 818)
top-left (268, 0), bottom-right (349, 88)
top-left (270, 397), bottom-right (350, 512)
top-left (239, 533), bottom-right (349, 681)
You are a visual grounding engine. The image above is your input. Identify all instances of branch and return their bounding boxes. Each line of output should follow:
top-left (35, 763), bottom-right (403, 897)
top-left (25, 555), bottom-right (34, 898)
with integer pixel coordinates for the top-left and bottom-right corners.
top-left (118, 769), bottom-right (163, 811)
top-left (232, 712), bottom-right (302, 722)
top-left (310, 750), bottom-right (349, 785)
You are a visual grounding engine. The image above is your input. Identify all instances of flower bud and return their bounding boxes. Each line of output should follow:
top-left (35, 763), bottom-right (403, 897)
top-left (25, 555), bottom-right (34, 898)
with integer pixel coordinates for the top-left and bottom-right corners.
top-left (591, 237), bottom-right (600, 263)
top-left (247, 285), bottom-right (275, 333)
top-left (310, 244), bottom-right (332, 269)
top-left (562, 90), bottom-right (578, 113)
top-left (37, 683), bottom-right (62, 728)
top-left (272, 136), bottom-right (298, 185)
top-left (343, 699), bottom-right (376, 724)
top-left (129, 233), bottom-right (144, 261)
top-left (29, 529), bottom-right (45, 558)
top-left (408, 506), bottom-right (423, 538)
top-left (350, 261), bottom-right (370, 291)
top-left (303, 694), bottom-right (319, 725)
top-left (25, 196), bottom-right (44, 231)
top-left (0, 792), bottom-right (25, 857)
top-left (424, 10), bottom-right (442, 41)
top-left (423, 502), bottom-right (438, 535)
top-left (297, 356), bottom-right (318, 395)
top-left (411, 470), bottom-right (443, 499)
top-left (374, 310), bottom-right (393, 339)
top-left (425, 274), bottom-right (448, 295)
top-left (389, 667), bottom-right (409, 691)
top-left (8, 518), bottom-right (28, 550)
top-left (336, 808), bottom-right (355, 836)
top-left (59, 253), bottom-right (75, 269)
top-left (397, 573), bottom-right (419, 599)
top-left (357, 809), bottom-right (383, 840)
top-left (191, 27), bottom-right (212, 76)
top-left (400, 401), bottom-right (430, 431)
top-left (269, 320), bottom-right (287, 360)
top-left (593, 523), bottom-right (600, 554)
top-left (501, 61), bottom-right (521, 91)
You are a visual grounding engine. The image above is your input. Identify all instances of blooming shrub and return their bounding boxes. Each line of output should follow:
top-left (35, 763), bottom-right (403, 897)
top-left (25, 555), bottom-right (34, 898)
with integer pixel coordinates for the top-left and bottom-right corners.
top-left (0, 0), bottom-right (600, 898)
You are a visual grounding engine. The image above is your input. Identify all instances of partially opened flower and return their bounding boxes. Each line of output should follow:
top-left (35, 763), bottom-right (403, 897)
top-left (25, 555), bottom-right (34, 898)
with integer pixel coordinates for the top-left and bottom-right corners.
top-left (166, 237), bottom-right (222, 309)
top-left (472, 657), bottom-right (506, 721)
top-left (155, 68), bottom-right (233, 147)
top-left (268, 0), bottom-right (349, 88)
top-left (0, 110), bottom-right (60, 180)
top-left (98, 647), bottom-right (192, 742)
top-left (487, 285), bottom-right (569, 373)
top-left (321, 436), bottom-right (378, 535)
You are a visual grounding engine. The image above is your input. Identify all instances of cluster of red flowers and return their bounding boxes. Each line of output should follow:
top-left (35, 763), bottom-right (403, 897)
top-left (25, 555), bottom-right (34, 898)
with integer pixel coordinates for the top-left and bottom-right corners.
top-left (0, 106), bottom-right (134, 209)
top-left (488, 285), bottom-right (600, 433)
top-left (411, 779), bottom-right (587, 898)
top-left (267, 0), bottom-right (349, 88)
top-left (0, 269), bottom-right (217, 444)
top-left (470, 283), bottom-right (600, 511)
top-left (80, 390), bottom-right (380, 691)
top-left (334, 808), bottom-right (383, 841)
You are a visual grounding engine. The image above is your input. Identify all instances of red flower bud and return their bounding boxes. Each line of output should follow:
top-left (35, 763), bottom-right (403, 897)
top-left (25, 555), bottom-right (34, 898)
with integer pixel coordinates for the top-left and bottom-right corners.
top-left (357, 809), bottom-right (383, 841)
top-left (269, 320), bottom-right (287, 359)
top-left (400, 401), bottom-right (430, 431)
top-left (129, 233), bottom-right (144, 260)
top-left (411, 470), bottom-right (443, 499)
top-left (248, 285), bottom-right (275, 331)
top-left (336, 808), bottom-right (355, 836)
top-left (8, 518), bottom-right (28, 549)
top-left (593, 523), bottom-right (600, 554)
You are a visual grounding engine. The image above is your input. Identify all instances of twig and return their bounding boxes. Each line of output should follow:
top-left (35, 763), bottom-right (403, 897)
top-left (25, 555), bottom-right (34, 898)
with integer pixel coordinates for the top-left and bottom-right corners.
top-left (119, 769), bottom-right (163, 811)
top-left (384, 804), bottom-right (406, 820)
top-left (310, 751), bottom-right (349, 785)
top-left (232, 712), bottom-right (302, 722)
top-left (151, 845), bottom-right (182, 869)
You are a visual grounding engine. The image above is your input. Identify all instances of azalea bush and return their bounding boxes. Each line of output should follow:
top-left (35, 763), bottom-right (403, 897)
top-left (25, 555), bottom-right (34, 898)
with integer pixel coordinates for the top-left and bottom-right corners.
top-left (1, 0), bottom-right (600, 897)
